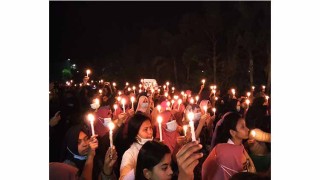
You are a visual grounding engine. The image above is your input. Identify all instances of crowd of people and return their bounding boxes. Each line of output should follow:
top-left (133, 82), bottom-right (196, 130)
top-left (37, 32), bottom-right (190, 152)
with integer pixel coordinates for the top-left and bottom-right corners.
top-left (49, 76), bottom-right (271, 180)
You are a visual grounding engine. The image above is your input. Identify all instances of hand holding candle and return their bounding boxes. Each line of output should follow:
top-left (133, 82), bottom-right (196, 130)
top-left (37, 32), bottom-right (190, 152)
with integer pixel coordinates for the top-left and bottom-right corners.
top-left (87, 113), bottom-right (95, 136)
top-left (157, 116), bottom-right (163, 142)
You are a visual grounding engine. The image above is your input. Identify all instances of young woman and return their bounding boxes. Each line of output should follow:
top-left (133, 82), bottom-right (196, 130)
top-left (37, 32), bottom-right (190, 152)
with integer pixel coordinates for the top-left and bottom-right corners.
top-left (135, 141), bottom-right (204, 180)
top-left (119, 113), bottom-right (154, 180)
top-left (204, 112), bottom-right (256, 180)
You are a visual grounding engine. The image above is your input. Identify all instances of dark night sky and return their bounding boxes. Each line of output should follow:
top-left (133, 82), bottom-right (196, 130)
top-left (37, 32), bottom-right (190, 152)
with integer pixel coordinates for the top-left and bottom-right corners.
top-left (50, 1), bottom-right (203, 62)
top-left (50, 1), bottom-right (270, 93)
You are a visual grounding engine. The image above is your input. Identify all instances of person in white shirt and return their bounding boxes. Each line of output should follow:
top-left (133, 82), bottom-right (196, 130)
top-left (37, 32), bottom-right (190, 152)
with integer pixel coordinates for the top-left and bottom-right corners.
top-left (119, 112), bottom-right (153, 180)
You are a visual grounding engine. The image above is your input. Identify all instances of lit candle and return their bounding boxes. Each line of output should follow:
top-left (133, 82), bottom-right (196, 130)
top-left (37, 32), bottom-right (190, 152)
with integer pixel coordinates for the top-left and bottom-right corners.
top-left (130, 96), bottom-right (135, 109)
top-left (265, 95), bottom-right (269, 101)
top-left (178, 99), bottom-right (182, 110)
top-left (183, 125), bottom-right (188, 137)
top-left (246, 99), bottom-right (250, 110)
top-left (163, 85), bottom-right (166, 90)
top-left (117, 96), bottom-right (121, 102)
top-left (252, 86), bottom-right (255, 91)
top-left (174, 95), bottom-right (178, 100)
top-left (157, 116), bottom-right (163, 141)
top-left (166, 82), bottom-right (169, 91)
top-left (165, 92), bottom-right (168, 98)
top-left (121, 98), bottom-right (126, 112)
top-left (172, 87), bottom-right (175, 93)
top-left (126, 82), bottom-right (129, 86)
top-left (231, 88), bottom-right (236, 98)
top-left (190, 98), bottom-right (194, 104)
top-left (213, 85), bottom-right (217, 90)
top-left (195, 96), bottom-right (199, 104)
top-left (181, 91), bottom-right (185, 96)
top-left (113, 104), bottom-right (118, 114)
top-left (157, 105), bottom-right (161, 113)
top-left (247, 92), bottom-right (251, 98)
top-left (203, 105), bottom-right (207, 114)
top-left (86, 69), bottom-right (91, 77)
top-left (128, 87), bottom-right (131, 92)
top-left (101, 79), bottom-right (103, 83)
top-left (210, 85), bottom-right (214, 90)
top-left (99, 89), bottom-right (102, 94)
top-left (108, 122), bottom-right (115, 148)
top-left (251, 130), bottom-right (256, 138)
top-left (187, 112), bottom-right (196, 141)
top-left (212, 107), bottom-right (216, 116)
top-left (139, 84), bottom-right (142, 89)
top-left (262, 85), bottom-right (266, 91)
top-left (87, 114), bottom-right (95, 136)
top-left (132, 86), bottom-right (136, 94)
top-left (139, 89), bottom-right (142, 93)
top-left (213, 89), bottom-right (216, 97)
top-left (166, 101), bottom-right (171, 110)
top-left (171, 100), bottom-right (175, 109)
top-left (201, 79), bottom-right (206, 85)
top-left (118, 91), bottom-right (122, 96)
top-left (113, 82), bottom-right (116, 87)
top-left (214, 97), bottom-right (218, 101)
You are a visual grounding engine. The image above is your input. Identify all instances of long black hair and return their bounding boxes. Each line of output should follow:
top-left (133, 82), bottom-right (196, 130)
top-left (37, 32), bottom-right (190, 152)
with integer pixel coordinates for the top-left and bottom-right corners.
top-left (135, 141), bottom-right (171, 180)
top-left (213, 112), bottom-right (242, 147)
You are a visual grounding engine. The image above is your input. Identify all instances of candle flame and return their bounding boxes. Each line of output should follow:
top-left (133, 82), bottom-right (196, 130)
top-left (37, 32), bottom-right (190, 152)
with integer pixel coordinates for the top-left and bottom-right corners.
top-left (157, 116), bottom-right (163, 123)
top-left (121, 98), bottom-right (126, 105)
top-left (108, 122), bottom-right (115, 131)
top-left (87, 113), bottom-right (94, 122)
top-left (178, 99), bottom-right (182, 104)
top-left (212, 108), bottom-right (216, 112)
top-left (187, 112), bottom-right (194, 121)
top-left (113, 104), bottom-right (118, 110)
top-left (131, 96), bottom-right (135, 102)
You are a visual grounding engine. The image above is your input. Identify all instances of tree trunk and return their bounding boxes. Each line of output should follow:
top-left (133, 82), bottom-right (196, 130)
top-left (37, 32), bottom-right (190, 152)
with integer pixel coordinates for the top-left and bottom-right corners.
top-left (213, 41), bottom-right (217, 84)
top-left (249, 51), bottom-right (254, 87)
top-left (173, 58), bottom-right (178, 87)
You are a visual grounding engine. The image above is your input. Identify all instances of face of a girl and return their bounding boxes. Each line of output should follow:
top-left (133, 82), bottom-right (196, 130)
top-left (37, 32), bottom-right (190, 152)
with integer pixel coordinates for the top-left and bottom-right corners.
top-left (78, 131), bottom-right (89, 156)
top-left (234, 118), bottom-right (249, 140)
top-left (138, 120), bottom-right (153, 139)
top-left (148, 153), bottom-right (173, 180)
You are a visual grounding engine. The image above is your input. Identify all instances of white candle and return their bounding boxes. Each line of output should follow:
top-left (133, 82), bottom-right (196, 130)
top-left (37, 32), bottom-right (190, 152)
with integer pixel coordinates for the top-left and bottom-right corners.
top-left (132, 86), bottom-right (136, 94)
top-left (108, 122), bottom-right (115, 148)
top-left (195, 96), bottom-right (199, 104)
top-left (130, 96), bottom-right (135, 109)
top-left (121, 98), bottom-right (126, 112)
top-left (183, 125), bottom-right (188, 137)
top-left (187, 112), bottom-right (196, 141)
top-left (247, 92), bottom-right (251, 98)
top-left (231, 88), bottom-right (236, 98)
top-left (166, 101), bottom-right (171, 110)
top-left (201, 79), bottom-right (205, 85)
top-left (212, 108), bottom-right (216, 116)
top-left (113, 104), bottom-right (118, 115)
top-left (171, 100), bottom-right (175, 109)
top-left (126, 82), bottom-right (129, 86)
top-left (157, 105), bottom-right (161, 113)
top-left (99, 89), bottom-right (102, 94)
top-left (87, 114), bottom-right (95, 136)
top-left (246, 99), bottom-right (250, 110)
top-left (157, 116), bottom-right (163, 141)
top-left (113, 82), bottom-right (116, 87)
top-left (203, 105), bottom-right (207, 114)
top-left (213, 89), bottom-right (216, 97)
top-left (86, 69), bottom-right (90, 77)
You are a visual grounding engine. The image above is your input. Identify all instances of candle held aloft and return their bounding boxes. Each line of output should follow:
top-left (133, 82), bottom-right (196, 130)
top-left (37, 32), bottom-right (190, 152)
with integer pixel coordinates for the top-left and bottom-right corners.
top-left (121, 98), bottom-right (126, 112)
top-left (87, 114), bottom-right (95, 136)
top-left (183, 125), bottom-right (188, 137)
top-left (108, 122), bottom-right (115, 148)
